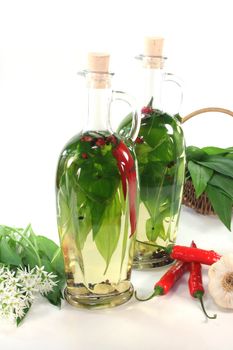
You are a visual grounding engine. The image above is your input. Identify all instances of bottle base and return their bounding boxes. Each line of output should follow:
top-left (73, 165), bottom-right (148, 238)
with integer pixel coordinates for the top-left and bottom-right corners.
top-left (133, 252), bottom-right (174, 269)
top-left (64, 283), bottom-right (134, 309)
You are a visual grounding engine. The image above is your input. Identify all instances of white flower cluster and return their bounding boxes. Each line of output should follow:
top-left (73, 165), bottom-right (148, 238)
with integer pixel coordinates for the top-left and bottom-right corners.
top-left (0, 265), bottom-right (57, 322)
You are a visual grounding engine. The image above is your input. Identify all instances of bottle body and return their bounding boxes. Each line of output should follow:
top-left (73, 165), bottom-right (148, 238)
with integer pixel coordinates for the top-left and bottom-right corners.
top-left (118, 49), bottom-right (185, 268)
top-left (119, 109), bottom-right (185, 268)
top-left (56, 130), bottom-right (138, 307)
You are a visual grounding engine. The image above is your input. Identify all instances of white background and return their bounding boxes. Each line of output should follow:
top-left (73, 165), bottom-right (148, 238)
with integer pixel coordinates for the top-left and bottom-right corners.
top-left (0, 0), bottom-right (233, 349)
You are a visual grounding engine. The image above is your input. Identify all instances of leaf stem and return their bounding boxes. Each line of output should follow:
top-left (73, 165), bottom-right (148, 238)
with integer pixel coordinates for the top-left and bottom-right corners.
top-left (5, 224), bottom-right (42, 267)
top-left (51, 247), bottom-right (61, 264)
top-left (136, 239), bottom-right (166, 250)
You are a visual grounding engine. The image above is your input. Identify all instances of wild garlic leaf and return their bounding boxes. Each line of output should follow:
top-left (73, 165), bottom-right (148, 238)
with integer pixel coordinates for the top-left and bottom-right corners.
top-left (226, 153), bottom-right (233, 160)
top-left (186, 146), bottom-right (207, 162)
top-left (0, 237), bottom-right (22, 266)
top-left (209, 173), bottom-right (233, 201)
top-left (91, 203), bottom-right (106, 239)
top-left (140, 162), bottom-right (167, 220)
top-left (188, 161), bottom-right (213, 198)
top-left (120, 188), bottom-right (129, 272)
top-left (94, 192), bottom-right (121, 274)
top-left (197, 157), bottom-right (233, 179)
top-left (21, 246), bottom-right (40, 268)
top-left (174, 114), bottom-right (182, 122)
top-left (69, 193), bottom-right (91, 251)
top-left (202, 146), bottom-right (233, 156)
top-left (0, 224), bottom-right (65, 312)
top-left (16, 304), bottom-right (32, 327)
top-left (40, 256), bottom-right (65, 306)
top-left (37, 235), bottom-right (60, 261)
top-left (51, 248), bottom-right (65, 277)
top-left (45, 283), bottom-right (64, 307)
top-left (206, 185), bottom-right (232, 231)
top-left (146, 218), bottom-right (163, 242)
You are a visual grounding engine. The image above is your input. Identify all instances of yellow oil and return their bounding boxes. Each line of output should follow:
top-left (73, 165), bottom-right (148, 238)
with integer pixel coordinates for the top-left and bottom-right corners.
top-left (59, 212), bottom-right (135, 308)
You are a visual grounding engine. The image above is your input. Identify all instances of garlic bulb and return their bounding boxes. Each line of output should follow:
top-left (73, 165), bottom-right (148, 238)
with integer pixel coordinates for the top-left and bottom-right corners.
top-left (208, 253), bottom-right (233, 309)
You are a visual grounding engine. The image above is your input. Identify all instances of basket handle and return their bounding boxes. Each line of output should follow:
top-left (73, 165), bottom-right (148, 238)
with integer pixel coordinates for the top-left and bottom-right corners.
top-left (182, 107), bottom-right (233, 123)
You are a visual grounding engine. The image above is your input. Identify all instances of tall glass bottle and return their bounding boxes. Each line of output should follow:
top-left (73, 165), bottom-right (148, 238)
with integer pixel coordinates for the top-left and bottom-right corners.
top-left (56, 53), bottom-right (140, 308)
top-left (118, 37), bottom-right (185, 269)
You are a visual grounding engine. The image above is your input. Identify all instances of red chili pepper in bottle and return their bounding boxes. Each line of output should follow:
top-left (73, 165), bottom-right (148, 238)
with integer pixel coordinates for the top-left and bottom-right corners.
top-left (81, 135), bottom-right (93, 142)
top-left (188, 241), bottom-right (217, 319)
top-left (96, 138), bottom-right (106, 147)
top-left (141, 106), bottom-right (153, 115)
top-left (81, 153), bottom-right (88, 159)
top-left (106, 135), bottom-right (117, 145)
top-left (135, 260), bottom-right (189, 301)
top-left (135, 136), bottom-right (144, 144)
top-left (112, 140), bottom-right (137, 237)
top-left (167, 245), bottom-right (221, 265)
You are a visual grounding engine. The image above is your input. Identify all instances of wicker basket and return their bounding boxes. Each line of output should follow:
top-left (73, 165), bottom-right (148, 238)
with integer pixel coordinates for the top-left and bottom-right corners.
top-left (182, 107), bottom-right (233, 215)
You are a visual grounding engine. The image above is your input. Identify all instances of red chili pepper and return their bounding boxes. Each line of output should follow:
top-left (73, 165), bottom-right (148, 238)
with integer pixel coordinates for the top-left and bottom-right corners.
top-left (135, 260), bottom-right (189, 301)
top-left (168, 245), bottom-right (221, 265)
top-left (96, 138), bottom-right (106, 147)
top-left (81, 135), bottom-right (93, 142)
top-left (106, 135), bottom-right (117, 145)
top-left (81, 153), bottom-right (88, 159)
top-left (135, 136), bottom-right (144, 144)
top-left (112, 140), bottom-right (137, 237)
top-left (141, 106), bottom-right (153, 115)
top-left (189, 241), bottom-right (217, 319)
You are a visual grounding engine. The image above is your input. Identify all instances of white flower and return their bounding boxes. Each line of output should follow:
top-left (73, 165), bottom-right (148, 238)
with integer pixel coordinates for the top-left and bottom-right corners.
top-left (208, 253), bottom-right (233, 309)
top-left (35, 266), bottom-right (45, 275)
top-left (36, 269), bottom-right (58, 295)
top-left (0, 265), bottom-right (58, 324)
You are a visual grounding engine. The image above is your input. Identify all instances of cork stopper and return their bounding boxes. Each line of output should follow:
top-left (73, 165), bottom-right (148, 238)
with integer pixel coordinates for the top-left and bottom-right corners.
top-left (143, 37), bottom-right (165, 69)
top-left (87, 52), bottom-right (111, 88)
top-left (144, 37), bottom-right (164, 57)
top-left (88, 52), bottom-right (110, 73)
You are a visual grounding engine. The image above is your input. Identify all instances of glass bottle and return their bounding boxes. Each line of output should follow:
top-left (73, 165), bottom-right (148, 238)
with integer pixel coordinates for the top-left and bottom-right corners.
top-left (118, 37), bottom-right (185, 269)
top-left (56, 53), bottom-right (140, 308)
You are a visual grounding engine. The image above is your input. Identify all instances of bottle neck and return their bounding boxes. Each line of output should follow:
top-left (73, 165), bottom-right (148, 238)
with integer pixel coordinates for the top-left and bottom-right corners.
top-left (137, 55), bottom-right (166, 109)
top-left (141, 68), bottom-right (164, 109)
top-left (83, 86), bottom-right (112, 133)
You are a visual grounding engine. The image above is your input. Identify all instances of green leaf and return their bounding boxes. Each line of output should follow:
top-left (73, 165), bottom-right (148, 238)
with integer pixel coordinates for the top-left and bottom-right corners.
top-left (146, 218), bottom-right (164, 242)
top-left (90, 202), bottom-right (106, 239)
top-left (36, 236), bottom-right (65, 278)
top-left (120, 186), bottom-right (129, 272)
top-left (188, 161), bottom-right (213, 197)
top-left (51, 249), bottom-right (65, 277)
top-left (186, 146), bottom-right (207, 162)
top-left (206, 184), bottom-right (232, 231)
top-left (37, 236), bottom-right (59, 261)
top-left (76, 202), bottom-right (92, 250)
top-left (197, 157), bottom-right (233, 179)
top-left (174, 113), bottom-right (182, 122)
top-left (94, 192), bottom-right (121, 273)
top-left (141, 124), bottom-right (167, 149)
top-left (40, 256), bottom-right (65, 306)
top-left (0, 238), bottom-right (22, 266)
top-left (16, 304), bottom-right (32, 326)
top-left (202, 146), bottom-right (233, 155)
top-left (147, 96), bottom-right (153, 107)
top-left (136, 142), bottom-right (152, 164)
top-left (21, 246), bottom-right (39, 268)
top-left (209, 173), bottom-right (233, 200)
top-left (45, 281), bottom-right (65, 307)
top-left (148, 138), bottom-right (175, 162)
top-left (226, 153), bottom-right (233, 160)
top-left (140, 163), bottom-right (167, 220)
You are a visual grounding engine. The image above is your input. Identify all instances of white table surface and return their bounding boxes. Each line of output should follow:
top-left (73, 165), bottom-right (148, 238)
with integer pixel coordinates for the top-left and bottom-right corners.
top-left (0, 206), bottom-right (233, 350)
